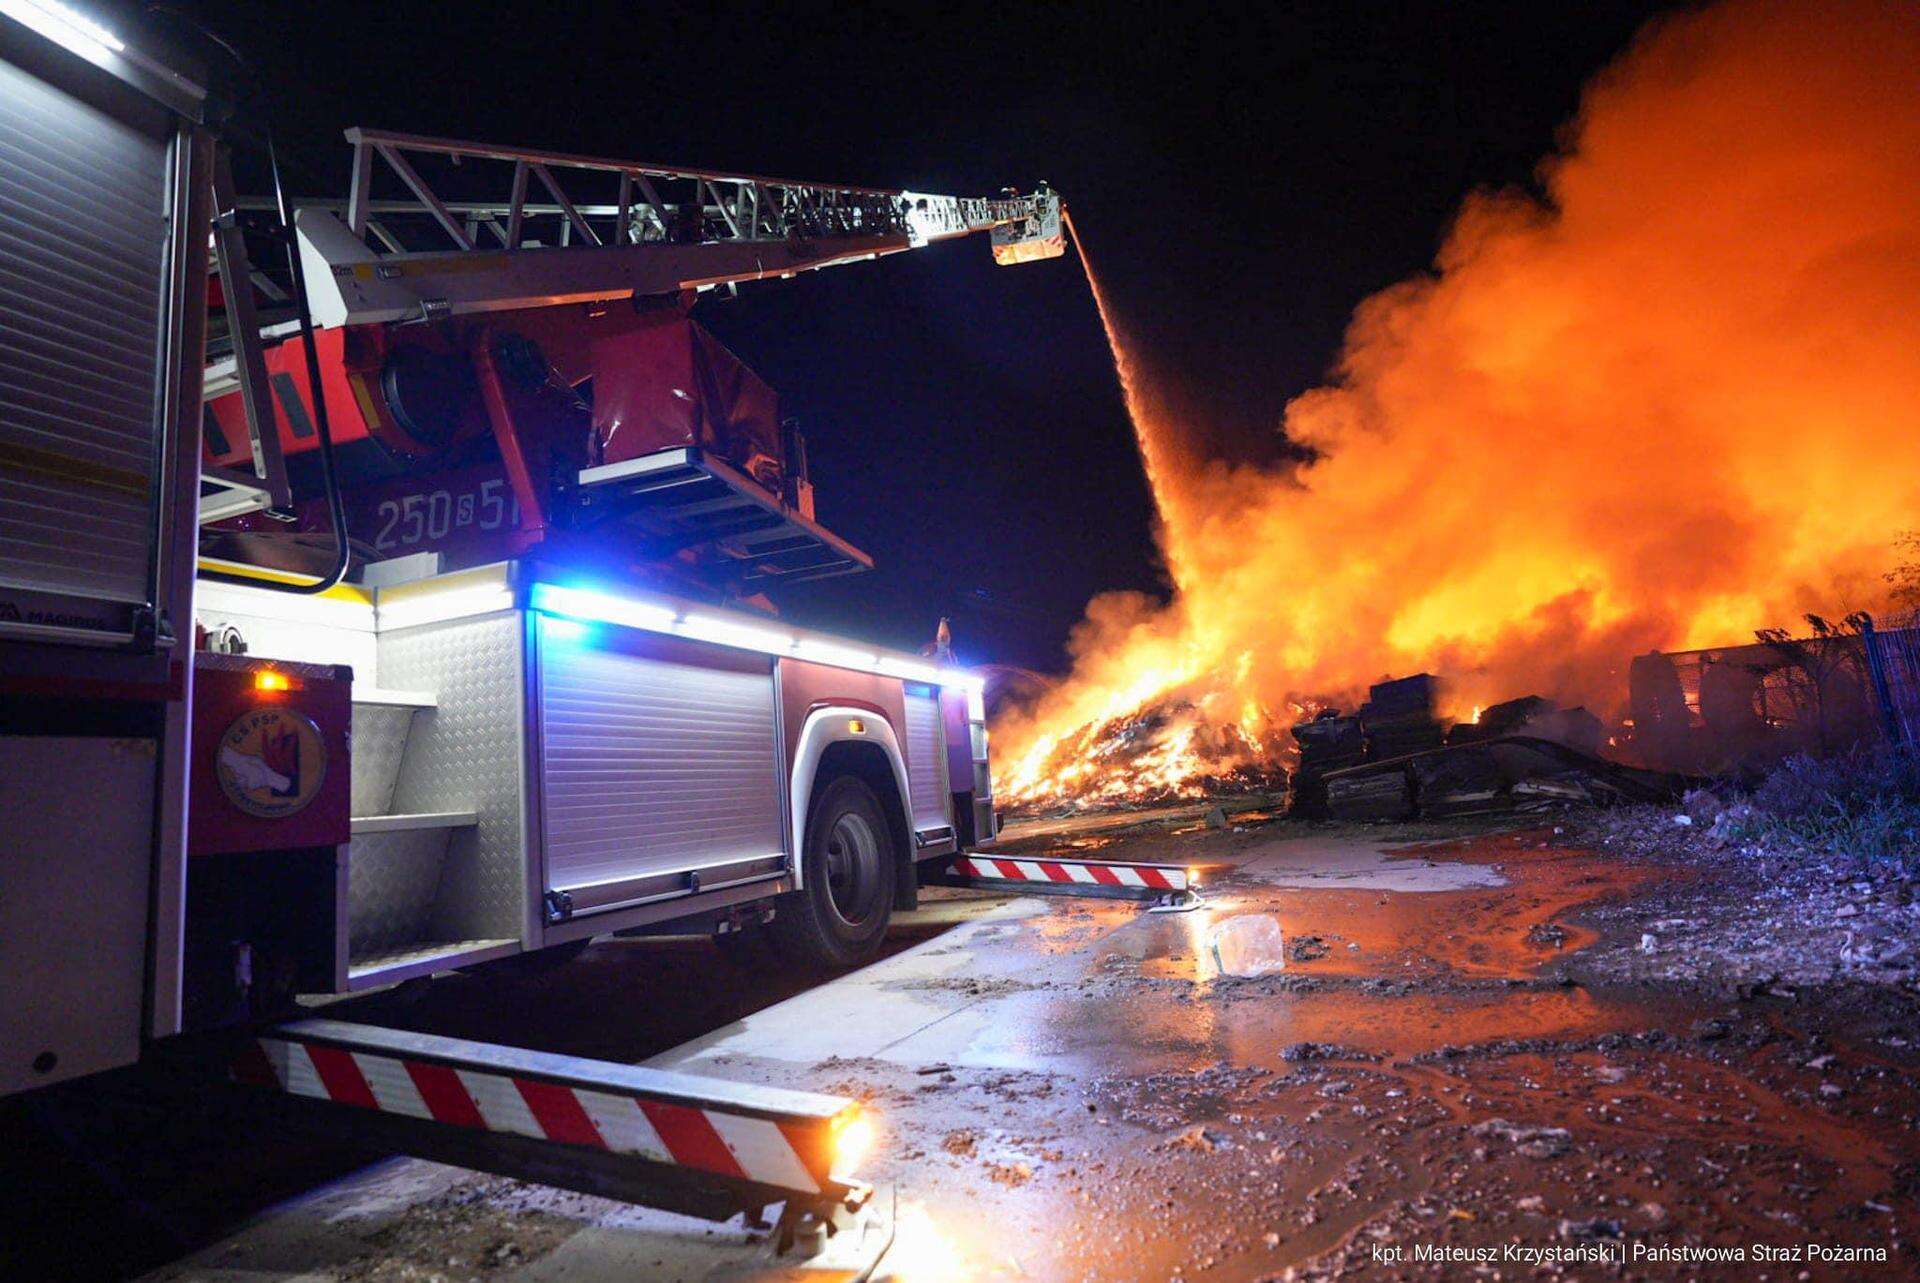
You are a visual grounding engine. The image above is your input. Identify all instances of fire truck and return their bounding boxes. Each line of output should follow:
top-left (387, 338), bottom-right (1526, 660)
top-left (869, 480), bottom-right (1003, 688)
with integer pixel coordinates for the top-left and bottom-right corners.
top-left (0, 2), bottom-right (1099, 1263)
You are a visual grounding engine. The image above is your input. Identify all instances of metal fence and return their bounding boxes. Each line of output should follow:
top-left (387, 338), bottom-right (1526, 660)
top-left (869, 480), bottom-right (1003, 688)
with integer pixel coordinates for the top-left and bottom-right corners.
top-left (1863, 611), bottom-right (1920, 748)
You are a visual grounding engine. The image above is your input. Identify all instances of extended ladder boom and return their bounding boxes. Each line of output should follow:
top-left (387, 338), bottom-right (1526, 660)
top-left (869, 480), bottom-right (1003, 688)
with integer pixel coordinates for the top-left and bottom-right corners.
top-left (289, 128), bottom-right (1053, 328)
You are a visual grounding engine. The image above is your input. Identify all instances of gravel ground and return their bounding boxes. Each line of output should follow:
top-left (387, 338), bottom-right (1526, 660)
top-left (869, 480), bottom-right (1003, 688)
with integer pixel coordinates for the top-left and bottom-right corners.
top-left (1546, 800), bottom-right (1920, 1009)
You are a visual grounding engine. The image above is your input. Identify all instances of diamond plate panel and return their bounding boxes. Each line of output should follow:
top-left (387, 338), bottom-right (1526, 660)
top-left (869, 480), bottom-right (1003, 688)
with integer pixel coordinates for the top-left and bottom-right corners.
top-left (376, 613), bottom-right (527, 944)
top-left (350, 704), bottom-right (416, 816)
top-left (346, 827), bottom-right (448, 956)
top-left (347, 938), bottom-right (517, 981)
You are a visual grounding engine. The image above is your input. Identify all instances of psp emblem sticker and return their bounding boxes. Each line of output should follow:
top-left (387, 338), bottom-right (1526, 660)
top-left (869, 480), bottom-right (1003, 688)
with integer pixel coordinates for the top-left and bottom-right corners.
top-left (217, 706), bottom-right (327, 819)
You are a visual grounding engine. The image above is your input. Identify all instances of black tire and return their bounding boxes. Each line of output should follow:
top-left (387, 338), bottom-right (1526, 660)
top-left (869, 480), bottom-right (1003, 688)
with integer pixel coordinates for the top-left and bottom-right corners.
top-left (770, 774), bottom-right (898, 969)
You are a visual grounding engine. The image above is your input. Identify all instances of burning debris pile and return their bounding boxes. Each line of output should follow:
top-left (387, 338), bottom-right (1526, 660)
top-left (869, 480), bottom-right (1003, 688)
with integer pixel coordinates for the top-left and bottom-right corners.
top-left (996, 661), bottom-right (1675, 821)
top-left (1001, 695), bottom-right (1288, 811)
top-left (997, 0), bottom-right (1920, 810)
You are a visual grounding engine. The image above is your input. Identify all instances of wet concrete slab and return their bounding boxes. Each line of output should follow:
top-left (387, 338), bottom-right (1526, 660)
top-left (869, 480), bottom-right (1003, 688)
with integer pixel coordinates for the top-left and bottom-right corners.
top-left (1231, 834), bottom-right (1508, 892)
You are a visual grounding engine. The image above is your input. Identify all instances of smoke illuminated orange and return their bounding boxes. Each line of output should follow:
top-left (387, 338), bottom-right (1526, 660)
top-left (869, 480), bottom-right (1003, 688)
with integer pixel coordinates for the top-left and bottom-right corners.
top-left (1000, 0), bottom-right (1920, 807)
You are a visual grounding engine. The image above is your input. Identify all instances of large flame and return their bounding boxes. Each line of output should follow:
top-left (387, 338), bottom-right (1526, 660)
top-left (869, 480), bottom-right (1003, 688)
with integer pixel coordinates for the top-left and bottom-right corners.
top-left (1000, 0), bottom-right (1920, 807)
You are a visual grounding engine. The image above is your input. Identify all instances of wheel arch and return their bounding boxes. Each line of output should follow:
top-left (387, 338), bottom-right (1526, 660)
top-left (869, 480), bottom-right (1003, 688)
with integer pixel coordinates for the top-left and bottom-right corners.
top-left (789, 706), bottom-right (913, 897)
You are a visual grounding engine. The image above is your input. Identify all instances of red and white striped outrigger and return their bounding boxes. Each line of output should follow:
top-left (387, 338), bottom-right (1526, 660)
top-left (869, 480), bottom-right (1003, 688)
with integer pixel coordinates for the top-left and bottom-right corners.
top-left (222, 1019), bottom-right (875, 1250)
top-left (939, 853), bottom-right (1200, 905)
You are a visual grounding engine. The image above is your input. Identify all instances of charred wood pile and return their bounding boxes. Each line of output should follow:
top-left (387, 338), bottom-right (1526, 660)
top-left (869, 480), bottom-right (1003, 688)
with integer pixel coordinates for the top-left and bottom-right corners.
top-left (1289, 673), bottom-right (1446, 819)
top-left (1288, 710), bottom-right (1365, 816)
top-left (1357, 673), bottom-right (1448, 760)
top-left (1324, 767), bottom-right (1416, 822)
top-left (1450, 695), bottom-right (1604, 755)
top-left (1288, 671), bottom-right (1684, 822)
top-left (1323, 736), bottom-right (1688, 823)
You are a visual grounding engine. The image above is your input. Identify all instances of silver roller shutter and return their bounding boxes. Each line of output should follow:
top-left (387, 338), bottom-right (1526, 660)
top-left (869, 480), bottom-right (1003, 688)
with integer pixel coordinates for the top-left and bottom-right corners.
top-left (903, 688), bottom-right (949, 831)
top-left (0, 53), bottom-right (169, 627)
top-left (537, 617), bottom-right (784, 900)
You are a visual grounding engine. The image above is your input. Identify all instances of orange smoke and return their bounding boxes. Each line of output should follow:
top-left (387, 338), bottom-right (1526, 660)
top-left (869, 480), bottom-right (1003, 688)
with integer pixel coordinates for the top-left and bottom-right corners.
top-left (1001, 0), bottom-right (1920, 805)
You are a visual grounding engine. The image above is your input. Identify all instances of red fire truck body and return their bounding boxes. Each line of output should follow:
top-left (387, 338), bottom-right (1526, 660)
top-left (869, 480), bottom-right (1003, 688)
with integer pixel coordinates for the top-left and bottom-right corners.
top-left (0, 3), bottom-right (1061, 1122)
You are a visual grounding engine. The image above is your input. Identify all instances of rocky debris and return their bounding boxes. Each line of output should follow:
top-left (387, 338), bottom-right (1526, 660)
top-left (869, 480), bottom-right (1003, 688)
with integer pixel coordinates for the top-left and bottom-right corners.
top-left (1526, 921), bottom-right (1569, 949)
top-left (1549, 800), bottom-right (1920, 997)
top-left (1092, 1064), bottom-right (1273, 1130)
top-left (1281, 1042), bottom-right (1380, 1063)
top-left (1469, 1117), bottom-right (1573, 1159)
top-left (309, 1178), bottom-right (577, 1282)
top-left (985, 1159), bottom-right (1034, 1185)
top-left (1288, 934), bottom-right (1330, 962)
top-left (1204, 970), bottom-right (1324, 1000)
top-left (1161, 1125), bottom-right (1228, 1152)
top-left (894, 975), bottom-right (1042, 997)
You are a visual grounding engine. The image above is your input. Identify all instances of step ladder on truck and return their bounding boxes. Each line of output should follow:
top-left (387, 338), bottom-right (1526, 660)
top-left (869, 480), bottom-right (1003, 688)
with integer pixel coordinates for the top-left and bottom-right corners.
top-left (0, 4), bottom-right (1077, 1272)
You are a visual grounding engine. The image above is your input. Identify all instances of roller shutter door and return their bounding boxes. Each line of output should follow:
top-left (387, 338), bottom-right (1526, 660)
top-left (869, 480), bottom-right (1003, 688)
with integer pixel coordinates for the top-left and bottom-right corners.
top-left (903, 687), bottom-right (949, 831)
top-left (537, 618), bottom-right (783, 901)
top-left (0, 54), bottom-right (170, 636)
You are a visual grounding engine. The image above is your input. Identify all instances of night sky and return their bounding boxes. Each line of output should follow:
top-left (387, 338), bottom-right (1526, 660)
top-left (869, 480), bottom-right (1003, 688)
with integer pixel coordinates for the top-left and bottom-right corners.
top-left (162, 0), bottom-right (1671, 671)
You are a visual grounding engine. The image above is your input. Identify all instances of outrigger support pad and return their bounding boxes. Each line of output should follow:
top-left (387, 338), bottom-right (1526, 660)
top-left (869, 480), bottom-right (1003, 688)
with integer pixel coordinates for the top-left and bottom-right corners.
top-left (212, 1018), bottom-right (867, 1233)
top-left (937, 853), bottom-right (1198, 902)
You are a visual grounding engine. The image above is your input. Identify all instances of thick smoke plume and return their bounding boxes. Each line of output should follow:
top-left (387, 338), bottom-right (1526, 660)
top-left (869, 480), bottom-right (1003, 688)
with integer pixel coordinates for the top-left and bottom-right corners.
top-left (1001, 0), bottom-right (1920, 804)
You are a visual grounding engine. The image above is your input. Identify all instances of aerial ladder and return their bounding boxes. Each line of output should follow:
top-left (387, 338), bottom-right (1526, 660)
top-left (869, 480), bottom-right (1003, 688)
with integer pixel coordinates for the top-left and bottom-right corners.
top-left (198, 127), bottom-right (1067, 592)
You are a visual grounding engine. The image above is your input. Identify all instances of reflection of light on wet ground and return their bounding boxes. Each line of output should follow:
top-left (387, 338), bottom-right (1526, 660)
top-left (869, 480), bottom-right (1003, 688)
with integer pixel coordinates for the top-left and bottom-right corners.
top-left (881, 1200), bottom-right (970, 1282)
top-left (1182, 900), bottom-right (1219, 981)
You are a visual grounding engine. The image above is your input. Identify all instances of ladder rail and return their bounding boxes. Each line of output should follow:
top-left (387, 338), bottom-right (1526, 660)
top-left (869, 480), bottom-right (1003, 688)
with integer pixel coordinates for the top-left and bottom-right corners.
top-left (213, 127), bottom-right (1046, 327)
top-left (331, 126), bottom-right (1034, 255)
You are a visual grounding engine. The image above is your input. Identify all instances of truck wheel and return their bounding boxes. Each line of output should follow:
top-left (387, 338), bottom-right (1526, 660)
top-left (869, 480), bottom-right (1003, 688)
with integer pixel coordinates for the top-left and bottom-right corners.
top-left (771, 775), bottom-right (897, 969)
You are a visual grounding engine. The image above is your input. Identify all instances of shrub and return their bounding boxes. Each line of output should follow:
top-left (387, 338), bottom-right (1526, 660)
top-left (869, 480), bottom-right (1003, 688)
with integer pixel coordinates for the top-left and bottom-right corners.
top-left (1734, 747), bottom-right (1920, 860)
